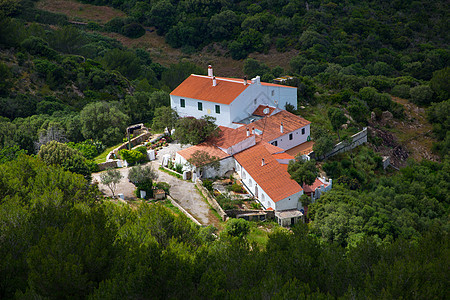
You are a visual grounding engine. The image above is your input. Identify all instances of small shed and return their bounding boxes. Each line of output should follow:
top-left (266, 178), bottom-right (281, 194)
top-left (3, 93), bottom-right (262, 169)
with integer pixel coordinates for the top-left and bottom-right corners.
top-left (275, 209), bottom-right (304, 227)
top-left (154, 189), bottom-right (166, 200)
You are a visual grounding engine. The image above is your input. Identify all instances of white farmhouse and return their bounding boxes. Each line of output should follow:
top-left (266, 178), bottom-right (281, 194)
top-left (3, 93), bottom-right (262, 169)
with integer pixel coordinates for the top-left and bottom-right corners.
top-left (170, 66), bottom-right (297, 128)
top-left (170, 67), bottom-right (330, 227)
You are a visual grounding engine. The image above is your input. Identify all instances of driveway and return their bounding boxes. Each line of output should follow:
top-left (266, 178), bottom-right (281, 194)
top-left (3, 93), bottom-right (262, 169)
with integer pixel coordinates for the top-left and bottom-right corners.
top-left (93, 142), bottom-right (215, 226)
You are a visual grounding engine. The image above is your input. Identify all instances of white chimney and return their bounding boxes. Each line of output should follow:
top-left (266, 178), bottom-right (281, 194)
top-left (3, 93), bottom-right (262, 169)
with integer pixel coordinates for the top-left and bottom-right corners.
top-left (212, 76), bottom-right (217, 86)
top-left (280, 122), bottom-right (284, 133)
top-left (252, 127), bottom-right (255, 135)
top-left (208, 65), bottom-right (213, 77)
top-left (261, 158), bottom-right (265, 166)
top-left (255, 76), bottom-right (261, 85)
top-left (246, 127), bottom-right (249, 137)
top-left (243, 76), bottom-right (247, 85)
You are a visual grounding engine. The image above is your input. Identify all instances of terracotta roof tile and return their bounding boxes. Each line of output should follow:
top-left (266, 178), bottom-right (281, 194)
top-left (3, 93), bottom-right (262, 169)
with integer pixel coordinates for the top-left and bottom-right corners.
top-left (210, 126), bottom-right (253, 149)
top-left (252, 105), bottom-right (276, 117)
top-left (222, 77), bottom-right (297, 89)
top-left (303, 178), bottom-right (330, 194)
top-left (261, 142), bottom-right (285, 154)
top-left (237, 110), bottom-right (311, 143)
top-left (272, 153), bottom-right (294, 160)
top-left (234, 144), bottom-right (302, 202)
top-left (170, 75), bottom-right (249, 105)
top-left (285, 140), bottom-right (314, 157)
top-left (177, 143), bottom-right (230, 165)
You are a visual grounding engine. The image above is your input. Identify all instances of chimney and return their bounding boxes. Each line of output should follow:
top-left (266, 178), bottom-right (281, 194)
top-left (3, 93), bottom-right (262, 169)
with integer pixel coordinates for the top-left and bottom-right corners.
top-left (246, 127), bottom-right (249, 137)
top-left (212, 76), bottom-right (217, 86)
top-left (255, 76), bottom-right (261, 85)
top-left (208, 65), bottom-right (213, 77)
top-left (243, 76), bottom-right (247, 85)
top-left (280, 122), bottom-right (284, 133)
top-left (252, 127), bottom-right (255, 135)
top-left (261, 158), bottom-right (265, 166)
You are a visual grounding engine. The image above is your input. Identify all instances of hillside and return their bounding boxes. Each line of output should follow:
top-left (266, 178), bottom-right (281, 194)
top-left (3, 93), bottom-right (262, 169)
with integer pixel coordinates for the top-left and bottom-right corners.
top-left (0, 0), bottom-right (448, 298)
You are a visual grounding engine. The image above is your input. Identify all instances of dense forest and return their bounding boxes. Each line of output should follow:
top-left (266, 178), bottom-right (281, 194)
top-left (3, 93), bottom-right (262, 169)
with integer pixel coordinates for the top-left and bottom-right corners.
top-left (0, 0), bottom-right (449, 298)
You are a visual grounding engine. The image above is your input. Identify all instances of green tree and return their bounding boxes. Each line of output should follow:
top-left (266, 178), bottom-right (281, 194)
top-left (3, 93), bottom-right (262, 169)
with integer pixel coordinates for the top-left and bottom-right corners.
top-left (287, 157), bottom-right (318, 187)
top-left (38, 141), bottom-right (92, 179)
top-left (100, 168), bottom-right (123, 198)
top-left (328, 107), bottom-right (347, 141)
top-left (410, 85), bottom-right (434, 105)
top-left (430, 67), bottom-right (450, 101)
top-left (173, 116), bottom-right (218, 145)
top-left (187, 150), bottom-right (220, 177)
top-left (102, 48), bottom-right (142, 80)
top-left (224, 218), bottom-right (250, 238)
top-left (348, 98), bottom-right (369, 124)
top-left (80, 102), bottom-right (129, 146)
top-left (151, 106), bottom-right (178, 135)
top-left (128, 164), bottom-right (158, 197)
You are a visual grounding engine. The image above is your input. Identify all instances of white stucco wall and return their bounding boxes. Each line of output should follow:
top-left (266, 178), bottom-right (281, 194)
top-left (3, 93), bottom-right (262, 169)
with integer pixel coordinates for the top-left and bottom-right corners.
top-left (274, 190), bottom-right (304, 211)
top-left (175, 152), bottom-right (234, 179)
top-left (170, 95), bottom-right (232, 127)
top-left (220, 135), bottom-right (256, 155)
top-left (269, 124), bottom-right (311, 150)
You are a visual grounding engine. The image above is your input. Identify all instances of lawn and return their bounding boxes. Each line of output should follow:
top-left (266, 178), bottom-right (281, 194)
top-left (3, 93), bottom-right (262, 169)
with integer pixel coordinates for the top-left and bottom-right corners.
top-left (247, 221), bottom-right (281, 248)
top-left (94, 143), bottom-right (122, 163)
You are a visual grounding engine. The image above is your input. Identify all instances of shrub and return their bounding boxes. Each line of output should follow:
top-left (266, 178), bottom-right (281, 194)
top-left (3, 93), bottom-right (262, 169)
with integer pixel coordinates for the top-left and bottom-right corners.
top-left (175, 163), bottom-right (183, 173)
top-left (121, 23), bottom-right (145, 38)
top-left (119, 149), bottom-right (146, 165)
top-left (231, 183), bottom-right (243, 193)
top-left (155, 182), bottom-right (170, 194)
top-left (203, 179), bottom-right (213, 192)
top-left (391, 84), bottom-right (411, 99)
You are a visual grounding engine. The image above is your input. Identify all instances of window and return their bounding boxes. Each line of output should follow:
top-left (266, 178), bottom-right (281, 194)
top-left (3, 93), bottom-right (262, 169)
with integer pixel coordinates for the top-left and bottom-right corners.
top-left (215, 104), bottom-right (220, 114)
top-left (271, 90), bottom-right (274, 96)
top-left (302, 128), bottom-right (305, 135)
top-left (271, 141), bottom-right (278, 147)
top-left (180, 99), bottom-right (185, 108)
top-left (248, 179), bottom-right (252, 187)
top-left (254, 99), bottom-right (257, 105)
top-left (289, 133), bottom-right (293, 140)
top-left (198, 102), bottom-right (203, 111)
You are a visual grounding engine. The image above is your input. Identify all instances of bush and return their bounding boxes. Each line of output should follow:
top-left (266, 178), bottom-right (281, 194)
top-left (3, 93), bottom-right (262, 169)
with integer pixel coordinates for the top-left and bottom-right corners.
top-left (231, 183), bottom-right (243, 193)
top-left (391, 84), bottom-right (411, 99)
top-left (119, 149), bottom-right (147, 165)
top-left (155, 182), bottom-right (170, 194)
top-left (410, 85), bottom-right (434, 105)
top-left (203, 179), bottom-right (213, 192)
top-left (175, 163), bottom-right (183, 173)
top-left (121, 23), bottom-right (145, 38)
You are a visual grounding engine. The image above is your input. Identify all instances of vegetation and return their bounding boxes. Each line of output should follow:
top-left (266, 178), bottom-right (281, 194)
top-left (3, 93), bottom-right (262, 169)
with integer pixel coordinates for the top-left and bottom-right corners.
top-left (0, 1), bottom-right (448, 298)
top-left (100, 168), bottom-right (123, 198)
top-left (128, 164), bottom-right (158, 198)
top-left (0, 156), bottom-right (447, 299)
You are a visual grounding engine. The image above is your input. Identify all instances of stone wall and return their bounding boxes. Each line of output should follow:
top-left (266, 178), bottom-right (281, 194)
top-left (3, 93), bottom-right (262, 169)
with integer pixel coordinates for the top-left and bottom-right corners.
top-left (195, 180), bottom-right (228, 221)
top-left (320, 127), bottom-right (368, 159)
top-left (113, 131), bottom-right (153, 155)
top-left (97, 160), bottom-right (121, 171)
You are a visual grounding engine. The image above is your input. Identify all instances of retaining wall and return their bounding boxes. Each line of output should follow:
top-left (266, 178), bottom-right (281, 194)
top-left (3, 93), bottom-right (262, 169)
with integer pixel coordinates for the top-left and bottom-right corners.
top-left (322, 127), bottom-right (368, 159)
top-left (195, 180), bottom-right (228, 221)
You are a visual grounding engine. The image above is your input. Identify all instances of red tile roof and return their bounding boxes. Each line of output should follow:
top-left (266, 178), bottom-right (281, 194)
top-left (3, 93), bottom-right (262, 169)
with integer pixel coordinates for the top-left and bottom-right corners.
top-left (285, 140), bottom-right (314, 157)
top-left (170, 75), bottom-right (296, 105)
top-left (237, 110), bottom-right (311, 143)
top-left (266, 207), bottom-right (274, 211)
top-left (272, 152), bottom-right (294, 160)
top-left (234, 144), bottom-right (302, 202)
top-left (252, 105), bottom-right (276, 117)
top-left (170, 75), bottom-right (249, 105)
top-left (177, 143), bottom-right (230, 165)
top-left (210, 126), bottom-right (253, 149)
top-left (303, 178), bottom-right (330, 195)
top-left (261, 142), bottom-right (285, 154)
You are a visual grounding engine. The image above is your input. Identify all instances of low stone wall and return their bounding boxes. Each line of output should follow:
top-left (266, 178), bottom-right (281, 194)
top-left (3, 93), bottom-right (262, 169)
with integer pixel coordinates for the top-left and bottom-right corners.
top-left (114, 131), bottom-right (153, 155)
top-left (97, 160), bottom-right (122, 171)
top-left (225, 209), bottom-right (274, 219)
top-left (321, 127), bottom-right (368, 159)
top-left (195, 179), bottom-right (228, 221)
